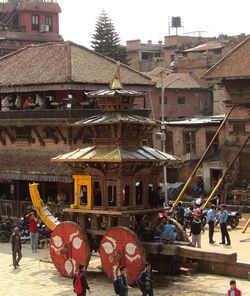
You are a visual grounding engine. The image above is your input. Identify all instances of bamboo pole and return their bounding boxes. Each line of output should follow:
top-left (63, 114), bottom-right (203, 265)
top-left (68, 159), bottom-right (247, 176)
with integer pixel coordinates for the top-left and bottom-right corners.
top-left (242, 217), bottom-right (250, 233)
top-left (172, 105), bottom-right (234, 208)
top-left (202, 134), bottom-right (250, 209)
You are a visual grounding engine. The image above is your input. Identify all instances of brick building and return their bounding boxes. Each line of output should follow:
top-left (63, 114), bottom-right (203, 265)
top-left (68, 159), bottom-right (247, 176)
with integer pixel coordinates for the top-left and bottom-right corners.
top-left (204, 37), bottom-right (250, 186)
top-left (165, 37), bottom-right (250, 193)
top-left (126, 35), bottom-right (210, 72)
top-left (0, 0), bottom-right (62, 57)
top-left (146, 68), bottom-right (213, 121)
top-left (165, 116), bottom-right (224, 191)
top-left (0, 41), bottom-right (152, 217)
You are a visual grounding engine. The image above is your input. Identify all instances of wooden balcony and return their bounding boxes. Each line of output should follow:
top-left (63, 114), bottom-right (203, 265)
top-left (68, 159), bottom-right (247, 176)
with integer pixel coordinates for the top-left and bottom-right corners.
top-left (0, 109), bottom-right (151, 125)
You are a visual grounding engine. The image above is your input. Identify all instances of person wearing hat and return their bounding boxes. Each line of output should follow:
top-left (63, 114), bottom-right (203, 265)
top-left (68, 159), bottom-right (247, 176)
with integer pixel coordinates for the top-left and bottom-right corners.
top-left (190, 214), bottom-right (202, 248)
top-left (10, 227), bottom-right (22, 269)
top-left (219, 204), bottom-right (231, 245)
top-left (207, 204), bottom-right (216, 244)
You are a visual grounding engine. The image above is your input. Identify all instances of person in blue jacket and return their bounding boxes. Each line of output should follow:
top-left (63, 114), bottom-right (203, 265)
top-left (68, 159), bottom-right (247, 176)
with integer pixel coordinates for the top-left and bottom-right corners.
top-left (219, 204), bottom-right (231, 245)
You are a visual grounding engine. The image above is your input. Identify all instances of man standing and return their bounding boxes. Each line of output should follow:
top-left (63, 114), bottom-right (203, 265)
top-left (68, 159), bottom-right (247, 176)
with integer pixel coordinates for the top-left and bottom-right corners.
top-left (73, 264), bottom-right (91, 296)
top-left (190, 215), bottom-right (202, 248)
top-left (207, 204), bottom-right (216, 244)
top-left (176, 201), bottom-right (185, 226)
top-left (219, 204), bottom-right (231, 246)
top-left (10, 227), bottom-right (22, 269)
top-left (25, 212), bottom-right (39, 252)
top-left (138, 262), bottom-right (154, 296)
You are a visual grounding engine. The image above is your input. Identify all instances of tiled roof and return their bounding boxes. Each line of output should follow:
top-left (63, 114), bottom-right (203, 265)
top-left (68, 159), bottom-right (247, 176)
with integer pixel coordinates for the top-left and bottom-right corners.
top-left (149, 71), bottom-right (203, 89)
top-left (0, 41), bottom-right (152, 88)
top-left (0, 150), bottom-right (73, 177)
top-left (17, 1), bottom-right (61, 13)
top-left (204, 37), bottom-right (250, 79)
top-left (1, 31), bottom-right (63, 42)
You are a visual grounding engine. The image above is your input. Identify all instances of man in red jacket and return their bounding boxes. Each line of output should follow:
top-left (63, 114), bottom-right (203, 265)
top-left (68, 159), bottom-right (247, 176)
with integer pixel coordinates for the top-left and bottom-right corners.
top-left (227, 279), bottom-right (241, 296)
top-left (25, 212), bottom-right (39, 252)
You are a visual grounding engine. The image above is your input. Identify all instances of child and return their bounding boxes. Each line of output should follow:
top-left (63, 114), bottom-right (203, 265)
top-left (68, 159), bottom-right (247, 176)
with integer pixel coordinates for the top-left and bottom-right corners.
top-left (190, 215), bottom-right (202, 248)
top-left (227, 279), bottom-right (241, 296)
top-left (137, 262), bottom-right (154, 296)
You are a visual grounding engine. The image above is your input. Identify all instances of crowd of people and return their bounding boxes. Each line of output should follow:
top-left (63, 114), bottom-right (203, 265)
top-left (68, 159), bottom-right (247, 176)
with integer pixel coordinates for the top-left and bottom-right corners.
top-left (72, 262), bottom-right (241, 296)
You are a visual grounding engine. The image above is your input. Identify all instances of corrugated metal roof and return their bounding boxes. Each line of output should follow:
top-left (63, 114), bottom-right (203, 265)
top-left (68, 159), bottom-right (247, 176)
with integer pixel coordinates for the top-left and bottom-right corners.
top-left (184, 41), bottom-right (223, 52)
top-left (74, 113), bottom-right (158, 126)
top-left (86, 89), bottom-right (144, 97)
top-left (166, 115), bottom-right (224, 126)
top-left (52, 146), bottom-right (179, 163)
top-left (149, 72), bottom-right (202, 89)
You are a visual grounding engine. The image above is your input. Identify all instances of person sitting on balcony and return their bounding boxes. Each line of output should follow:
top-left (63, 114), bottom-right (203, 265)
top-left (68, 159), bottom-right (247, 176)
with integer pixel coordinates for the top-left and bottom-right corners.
top-left (15, 95), bottom-right (22, 110)
top-left (35, 93), bottom-right (47, 109)
top-left (1, 96), bottom-right (10, 111)
top-left (23, 97), bottom-right (31, 109)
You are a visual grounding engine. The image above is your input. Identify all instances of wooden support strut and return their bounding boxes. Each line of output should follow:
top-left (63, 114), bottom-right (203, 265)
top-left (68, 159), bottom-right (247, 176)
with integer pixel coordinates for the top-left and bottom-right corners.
top-left (32, 127), bottom-right (45, 146)
top-left (172, 105), bottom-right (235, 209)
top-left (56, 127), bottom-right (67, 144)
top-left (0, 129), bottom-right (6, 145)
top-left (4, 127), bottom-right (15, 143)
top-left (202, 134), bottom-right (250, 209)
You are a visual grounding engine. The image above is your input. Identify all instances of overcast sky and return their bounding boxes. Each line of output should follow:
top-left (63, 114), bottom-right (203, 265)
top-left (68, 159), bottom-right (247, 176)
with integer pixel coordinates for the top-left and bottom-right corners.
top-left (58, 0), bottom-right (249, 48)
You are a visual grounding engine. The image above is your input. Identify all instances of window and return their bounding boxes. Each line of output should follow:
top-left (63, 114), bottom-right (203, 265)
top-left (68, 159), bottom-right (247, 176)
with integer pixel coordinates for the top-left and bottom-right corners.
top-left (159, 96), bottom-right (167, 104)
top-left (32, 15), bottom-right (39, 31)
top-left (183, 131), bottom-right (196, 153)
top-left (206, 131), bottom-right (219, 154)
top-left (15, 127), bottom-right (31, 141)
top-left (45, 15), bottom-right (53, 32)
top-left (79, 185), bottom-right (87, 205)
top-left (108, 185), bottom-right (117, 207)
top-left (165, 131), bottom-right (174, 154)
top-left (135, 181), bottom-right (143, 205)
top-left (178, 96), bottom-right (185, 104)
top-left (122, 185), bottom-right (130, 207)
top-left (232, 122), bottom-right (245, 135)
top-left (93, 181), bottom-right (102, 206)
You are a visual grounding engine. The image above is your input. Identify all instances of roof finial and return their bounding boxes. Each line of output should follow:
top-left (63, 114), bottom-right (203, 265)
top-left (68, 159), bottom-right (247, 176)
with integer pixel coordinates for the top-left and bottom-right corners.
top-left (110, 61), bottom-right (123, 90)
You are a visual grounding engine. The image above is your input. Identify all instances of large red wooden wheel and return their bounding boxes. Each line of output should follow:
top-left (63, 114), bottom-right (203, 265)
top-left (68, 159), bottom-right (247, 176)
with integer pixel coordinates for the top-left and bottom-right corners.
top-left (99, 226), bottom-right (145, 285)
top-left (50, 221), bottom-right (90, 277)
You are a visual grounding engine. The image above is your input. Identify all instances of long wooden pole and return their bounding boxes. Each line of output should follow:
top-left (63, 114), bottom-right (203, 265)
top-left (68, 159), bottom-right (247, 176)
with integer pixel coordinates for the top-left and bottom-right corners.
top-left (242, 217), bottom-right (250, 234)
top-left (172, 105), bottom-right (234, 208)
top-left (202, 134), bottom-right (250, 209)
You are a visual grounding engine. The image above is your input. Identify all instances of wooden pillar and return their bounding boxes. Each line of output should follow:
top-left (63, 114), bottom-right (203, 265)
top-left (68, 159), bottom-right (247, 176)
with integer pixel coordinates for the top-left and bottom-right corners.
top-left (41, 182), bottom-right (46, 201)
top-left (69, 182), bottom-right (74, 204)
top-left (16, 180), bottom-right (20, 217)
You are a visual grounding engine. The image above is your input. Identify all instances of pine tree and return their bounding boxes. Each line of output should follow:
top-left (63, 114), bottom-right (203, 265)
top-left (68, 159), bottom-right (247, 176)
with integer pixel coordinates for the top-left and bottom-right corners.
top-left (91, 10), bottom-right (129, 65)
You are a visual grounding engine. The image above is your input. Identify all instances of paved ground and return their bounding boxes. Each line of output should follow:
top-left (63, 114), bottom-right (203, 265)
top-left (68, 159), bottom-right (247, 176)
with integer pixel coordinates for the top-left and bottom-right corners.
top-left (0, 214), bottom-right (249, 296)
